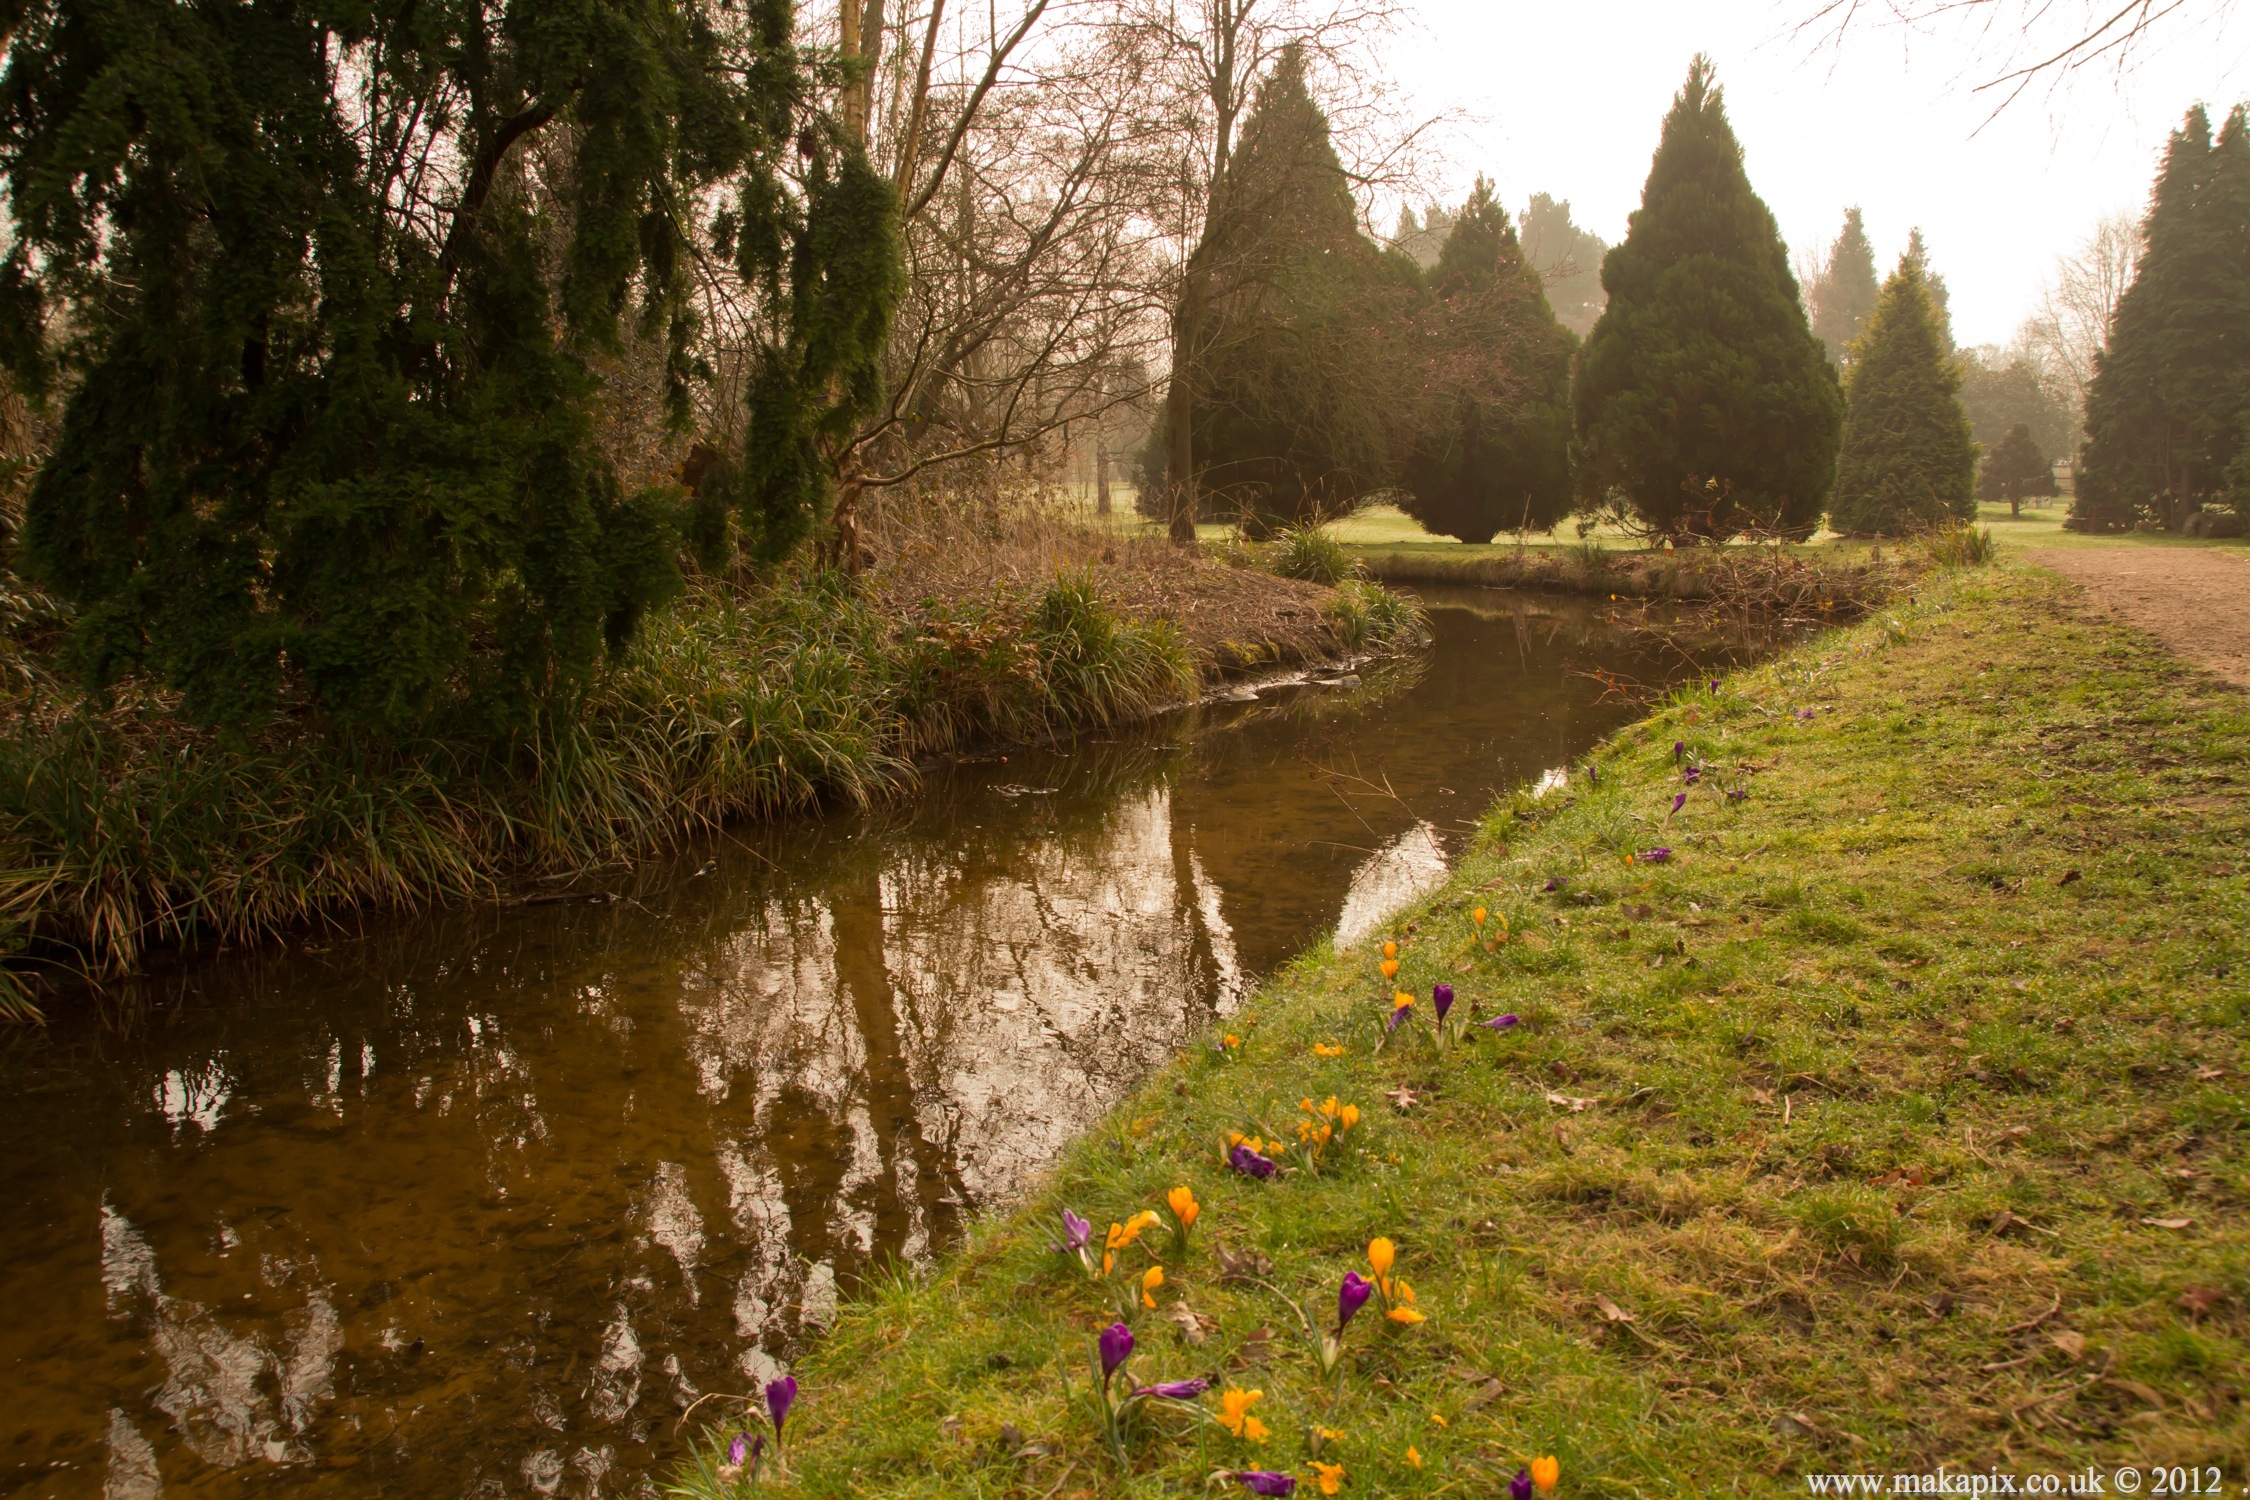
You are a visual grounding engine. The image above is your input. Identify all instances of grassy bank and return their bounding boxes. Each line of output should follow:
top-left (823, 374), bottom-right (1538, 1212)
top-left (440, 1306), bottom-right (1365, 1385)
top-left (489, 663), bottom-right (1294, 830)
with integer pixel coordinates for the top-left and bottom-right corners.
top-left (1348, 539), bottom-right (1894, 619)
top-left (685, 561), bottom-right (2249, 1493)
top-left (0, 563), bottom-right (1422, 1013)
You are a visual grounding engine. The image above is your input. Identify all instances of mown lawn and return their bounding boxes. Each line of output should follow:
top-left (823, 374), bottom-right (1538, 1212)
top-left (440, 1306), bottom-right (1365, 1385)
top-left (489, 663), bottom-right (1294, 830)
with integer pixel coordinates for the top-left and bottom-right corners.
top-left (683, 562), bottom-right (2249, 1496)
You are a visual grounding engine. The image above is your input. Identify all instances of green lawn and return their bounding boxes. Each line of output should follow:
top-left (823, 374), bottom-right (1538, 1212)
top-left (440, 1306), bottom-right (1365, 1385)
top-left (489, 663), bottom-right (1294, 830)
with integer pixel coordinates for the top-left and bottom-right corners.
top-left (676, 560), bottom-right (2250, 1495)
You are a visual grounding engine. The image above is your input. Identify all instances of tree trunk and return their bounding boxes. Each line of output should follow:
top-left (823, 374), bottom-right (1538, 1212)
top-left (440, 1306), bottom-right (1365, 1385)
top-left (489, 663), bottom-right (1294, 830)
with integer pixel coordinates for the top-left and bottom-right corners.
top-left (1095, 434), bottom-right (1111, 516)
top-left (1164, 286), bottom-right (1201, 545)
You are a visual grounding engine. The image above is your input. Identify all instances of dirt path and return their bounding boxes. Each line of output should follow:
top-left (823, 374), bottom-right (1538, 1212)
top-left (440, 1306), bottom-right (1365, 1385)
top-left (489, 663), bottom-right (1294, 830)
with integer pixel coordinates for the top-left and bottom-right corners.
top-left (2029, 545), bottom-right (2250, 687)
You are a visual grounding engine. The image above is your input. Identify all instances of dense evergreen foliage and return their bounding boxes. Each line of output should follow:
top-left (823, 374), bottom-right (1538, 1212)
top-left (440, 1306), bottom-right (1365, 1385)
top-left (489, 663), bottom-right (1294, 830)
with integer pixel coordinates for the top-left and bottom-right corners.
top-left (1977, 424), bottom-right (2061, 514)
top-left (1573, 58), bottom-right (1842, 540)
top-left (1830, 255), bottom-right (1977, 535)
top-left (1180, 45), bottom-right (1418, 532)
top-left (0, 0), bottom-right (897, 732)
top-left (1958, 350), bottom-right (2076, 461)
top-left (1397, 183), bottom-right (1576, 543)
top-left (2076, 105), bottom-right (2250, 530)
top-left (1519, 194), bottom-right (1609, 339)
top-left (1807, 207), bottom-right (1879, 367)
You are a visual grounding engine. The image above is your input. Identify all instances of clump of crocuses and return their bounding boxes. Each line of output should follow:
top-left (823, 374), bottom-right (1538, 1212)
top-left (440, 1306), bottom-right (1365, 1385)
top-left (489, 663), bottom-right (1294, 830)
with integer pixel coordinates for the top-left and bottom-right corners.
top-left (1075, 1321), bottom-right (1212, 1466)
top-left (1226, 1133), bottom-right (1280, 1179)
top-left (1290, 1096), bottom-right (1360, 1172)
top-left (1366, 1238), bottom-right (1424, 1325)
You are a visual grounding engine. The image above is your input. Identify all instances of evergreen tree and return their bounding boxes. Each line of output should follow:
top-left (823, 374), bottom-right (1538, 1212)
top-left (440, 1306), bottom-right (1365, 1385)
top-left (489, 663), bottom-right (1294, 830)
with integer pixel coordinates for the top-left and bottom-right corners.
top-left (1572, 57), bottom-right (1842, 540)
top-left (1181, 44), bottom-right (1418, 531)
top-left (1904, 229), bottom-right (1955, 351)
top-left (1829, 254), bottom-right (1977, 535)
top-left (0, 0), bottom-right (898, 732)
top-left (1808, 207), bottom-right (1879, 367)
top-left (1957, 350), bottom-right (2076, 460)
top-left (1976, 424), bottom-right (2060, 516)
top-left (1398, 181), bottom-right (1576, 543)
top-left (2076, 104), bottom-right (2250, 529)
top-left (1519, 194), bottom-right (1609, 339)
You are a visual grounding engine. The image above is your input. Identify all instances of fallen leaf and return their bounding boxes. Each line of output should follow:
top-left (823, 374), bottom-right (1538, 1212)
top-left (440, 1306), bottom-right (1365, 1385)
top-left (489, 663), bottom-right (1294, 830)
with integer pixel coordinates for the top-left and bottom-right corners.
top-left (2177, 1286), bottom-right (2225, 1319)
top-left (1772, 1411), bottom-right (1819, 1439)
top-left (2049, 1329), bottom-right (2086, 1361)
top-left (2140, 1216), bottom-right (2194, 1230)
top-left (1924, 1291), bottom-right (1956, 1318)
top-left (1545, 1091), bottom-right (1596, 1113)
top-left (1386, 1085), bottom-right (1420, 1112)
top-left (1751, 1087), bottom-right (1776, 1106)
top-left (1228, 1327), bottom-right (1277, 1368)
top-left (1163, 1303), bottom-right (1218, 1346)
top-left (2105, 1377), bottom-right (2168, 1408)
top-left (1593, 1293), bottom-right (1636, 1324)
top-left (1462, 1378), bottom-right (1505, 1412)
top-left (2195, 1065), bottom-right (2226, 1081)
top-left (2058, 869), bottom-right (2081, 886)
top-left (1214, 1242), bottom-right (1273, 1283)
top-left (1453, 960), bottom-right (1474, 974)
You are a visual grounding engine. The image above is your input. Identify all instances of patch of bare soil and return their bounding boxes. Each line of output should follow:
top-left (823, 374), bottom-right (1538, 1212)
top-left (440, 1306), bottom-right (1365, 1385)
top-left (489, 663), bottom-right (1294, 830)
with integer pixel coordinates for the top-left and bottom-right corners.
top-left (2029, 547), bottom-right (2250, 688)
top-left (1088, 560), bottom-right (1341, 676)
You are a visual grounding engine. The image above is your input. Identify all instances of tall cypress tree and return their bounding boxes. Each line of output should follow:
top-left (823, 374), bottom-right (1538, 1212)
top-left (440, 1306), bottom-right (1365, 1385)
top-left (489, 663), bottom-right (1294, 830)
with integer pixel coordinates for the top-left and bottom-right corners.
top-left (0, 0), bottom-right (896, 732)
top-left (1830, 254), bottom-right (1976, 535)
top-left (2076, 105), bottom-right (2250, 529)
top-left (1809, 207), bottom-right (1880, 367)
top-left (1398, 181), bottom-right (1576, 543)
top-left (1182, 44), bottom-right (1416, 531)
top-left (1573, 57), bottom-right (1842, 540)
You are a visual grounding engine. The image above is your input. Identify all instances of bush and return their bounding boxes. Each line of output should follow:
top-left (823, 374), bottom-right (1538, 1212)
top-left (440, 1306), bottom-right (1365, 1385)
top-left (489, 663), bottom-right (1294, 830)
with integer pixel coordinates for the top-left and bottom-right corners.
top-left (1323, 579), bottom-right (1426, 650)
top-left (1921, 525), bottom-right (1996, 569)
top-left (1269, 523), bottom-right (1356, 585)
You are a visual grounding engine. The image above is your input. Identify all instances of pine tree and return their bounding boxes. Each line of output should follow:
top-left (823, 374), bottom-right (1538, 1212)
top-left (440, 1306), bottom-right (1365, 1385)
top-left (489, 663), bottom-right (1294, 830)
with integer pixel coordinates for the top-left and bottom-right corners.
top-left (1829, 255), bottom-right (1977, 535)
top-left (1976, 424), bottom-right (2061, 516)
top-left (1181, 44), bottom-right (1417, 531)
top-left (1904, 229), bottom-right (1955, 351)
top-left (2076, 104), bottom-right (2250, 530)
top-left (1397, 181), bottom-right (1576, 543)
top-left (0, 0), bottom-right (898, 732)
top-left (1808, 208), bottom-right (1879, 367)
top-left (1572, 57), bottom-right (1842, 540)
top-left (1519, 194), bottom-right (1608, 339)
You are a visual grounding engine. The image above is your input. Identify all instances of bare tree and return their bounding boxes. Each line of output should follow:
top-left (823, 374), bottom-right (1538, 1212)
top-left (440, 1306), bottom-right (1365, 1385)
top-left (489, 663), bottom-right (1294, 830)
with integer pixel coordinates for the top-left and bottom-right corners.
top-left (2021, 210), bottom-right (2140, 424)
top-left (1798, 1), bottom-right (2237, 119)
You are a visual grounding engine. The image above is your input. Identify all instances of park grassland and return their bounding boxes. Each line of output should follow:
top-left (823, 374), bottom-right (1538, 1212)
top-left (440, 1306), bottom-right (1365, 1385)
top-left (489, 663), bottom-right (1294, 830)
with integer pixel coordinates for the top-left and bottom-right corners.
top-left (698, 561), bottom-right (2249, 1495)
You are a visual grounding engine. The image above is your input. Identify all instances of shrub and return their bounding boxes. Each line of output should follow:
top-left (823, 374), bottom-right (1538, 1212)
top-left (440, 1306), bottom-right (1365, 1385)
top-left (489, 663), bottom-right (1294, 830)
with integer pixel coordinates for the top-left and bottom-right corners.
top-left (1269, 524), bottom-right (1355, 585)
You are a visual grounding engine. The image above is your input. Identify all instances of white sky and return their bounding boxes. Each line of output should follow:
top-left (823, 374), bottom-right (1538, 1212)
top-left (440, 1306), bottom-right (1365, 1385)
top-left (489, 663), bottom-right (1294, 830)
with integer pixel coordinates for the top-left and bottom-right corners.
top-left (1372, 1), bottom-right (2250, 348)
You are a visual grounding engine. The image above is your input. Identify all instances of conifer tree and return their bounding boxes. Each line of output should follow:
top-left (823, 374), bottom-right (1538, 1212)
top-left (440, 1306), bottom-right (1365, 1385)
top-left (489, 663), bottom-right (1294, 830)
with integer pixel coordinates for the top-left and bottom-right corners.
top-left (1903, 229), bottom-right (1955, 351)
top-left (1573, 57), bottom-right (1842, 540)
top-left (1519, 194), bottom-right (1608, 339)
top-left (2076, 104), bottom-right (2250, 529)
top-left (1808, 208), bottom-right (1880, 367)
top-left (0, 0), bottom-right (897, 732)
top-left (1180, 44), bottom-right (1417, 530)
top-left (1829, 255), bottom-right (1977, 535)
top-left (1976, 424), bottom-right (2060, 516)
top-left (1398, 181), bottom-right (1576, 543)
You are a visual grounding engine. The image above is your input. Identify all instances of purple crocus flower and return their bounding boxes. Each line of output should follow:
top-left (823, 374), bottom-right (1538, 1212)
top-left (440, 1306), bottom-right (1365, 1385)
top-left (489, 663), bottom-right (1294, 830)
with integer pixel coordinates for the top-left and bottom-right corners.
top-left (1338, 1271), bottom-right (1374, 1329)
top-left (1586, 763), bottom-right (1600, 786)
top-left (1512, 1468), bottom-right (1535, 1500)
top-left (1235, 1474), bottom-right (1297, 1497)
top-left (1672, 739), bottom-right (1684, 762)
top-left (1386, 999), bottom-right (1413, 1033)
top-left (765, 1375), bottom-right (797, 1439)
top-left (1542, 877), bottom-right (1566, 893)
top-left (1796, 707), bottom-right (1815, 721)
top-left (1639, 847), bottom-right (1672, 863)
top-left (728, 1432), bottom-right (750, 1466)
top-left (1485, 1013), bottom-right (1520, 1030)
top-left (1098, 1322), bottom-right (1134, 1384)
top-left (1683, 765), bottom-right (1701, 785)
top-left (1709, 679), bottom-right (1721, 692)
top-left (1134, 1376), bottom-right (1213, 1400)
top-left (1061, 1208), bottom-right (1092, 1251)
top-left (1670, 791), bottom-right (1687, 815)
top-left (1229, 1143), bottom-right (1278, 1179)
top-left (1433, 982), bottom-right (1454, 1022)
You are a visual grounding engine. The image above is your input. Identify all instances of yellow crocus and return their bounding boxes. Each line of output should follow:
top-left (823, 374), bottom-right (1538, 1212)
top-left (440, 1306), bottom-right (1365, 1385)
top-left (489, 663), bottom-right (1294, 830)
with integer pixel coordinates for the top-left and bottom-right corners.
top-left (1472, 906), bottom-right (1488, 926)
top-left (1429, 1411), bottom-right (1448, 1427)
top-left (1405, 1445), bottom-right (1423, 1470)
top-left (1379, 958), bottom-right (1399, 980)
top-left (1310, 1460), bottom-right (1345, 1494)
top-left (1339, 1104), bottom-right (1360, 1130)
top-left (1218, 1387), bottom-right (1268, 1442)
top-left (1531, 1454), bottom-right (1560, 1492)
top-left (1312, 1042), bottom-right (1346, 1058)
top-left (1386, 1306), bottom-right (1426, 1325)
top-left (1222, 1033), bottom-right (1241, 1050)
top-left (1382, 941), bottom-right (1398, 960)
top-left (1167, 1185), bottom-right (1199, 1230)
top-left (1141, 1264), bottom-right (1164, 1308)
top-left (1367, 1237), bottom-right (1395, 1278)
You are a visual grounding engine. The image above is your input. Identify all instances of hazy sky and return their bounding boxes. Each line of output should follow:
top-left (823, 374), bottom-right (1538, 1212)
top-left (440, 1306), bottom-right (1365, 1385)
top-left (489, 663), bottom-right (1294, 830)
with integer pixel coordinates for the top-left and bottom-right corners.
top-left (1375, 1), bottom-right (2250, 348)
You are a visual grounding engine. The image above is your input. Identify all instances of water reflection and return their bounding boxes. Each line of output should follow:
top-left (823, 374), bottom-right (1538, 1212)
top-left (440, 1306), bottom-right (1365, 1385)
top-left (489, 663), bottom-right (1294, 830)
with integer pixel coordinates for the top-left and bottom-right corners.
top-left (0, 588), bottom-right (1779, 1496)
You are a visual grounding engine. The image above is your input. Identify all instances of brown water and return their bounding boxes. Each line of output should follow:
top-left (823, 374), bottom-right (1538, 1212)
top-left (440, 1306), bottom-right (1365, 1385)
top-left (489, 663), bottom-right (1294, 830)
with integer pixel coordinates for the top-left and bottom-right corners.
top-left (0, 589), bottom-right (1781, 1499)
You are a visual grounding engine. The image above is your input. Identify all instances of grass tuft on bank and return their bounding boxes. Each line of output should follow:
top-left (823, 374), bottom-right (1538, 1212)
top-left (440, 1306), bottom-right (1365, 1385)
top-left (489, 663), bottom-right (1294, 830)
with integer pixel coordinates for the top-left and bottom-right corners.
top-left (679, 562), bottom-right (2250, 1494)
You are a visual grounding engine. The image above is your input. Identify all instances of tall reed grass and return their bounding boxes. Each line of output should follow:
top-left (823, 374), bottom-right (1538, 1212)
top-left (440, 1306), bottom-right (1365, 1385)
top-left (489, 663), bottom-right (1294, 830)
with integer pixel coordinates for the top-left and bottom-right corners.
top-left (0, 568), bottom-right (1200, 1007)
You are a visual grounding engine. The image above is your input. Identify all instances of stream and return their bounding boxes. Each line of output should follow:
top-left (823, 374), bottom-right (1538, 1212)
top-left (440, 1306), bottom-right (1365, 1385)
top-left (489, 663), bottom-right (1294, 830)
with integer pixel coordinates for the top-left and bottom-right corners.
top-left (0, 587), bottom-right (1787, 1499)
